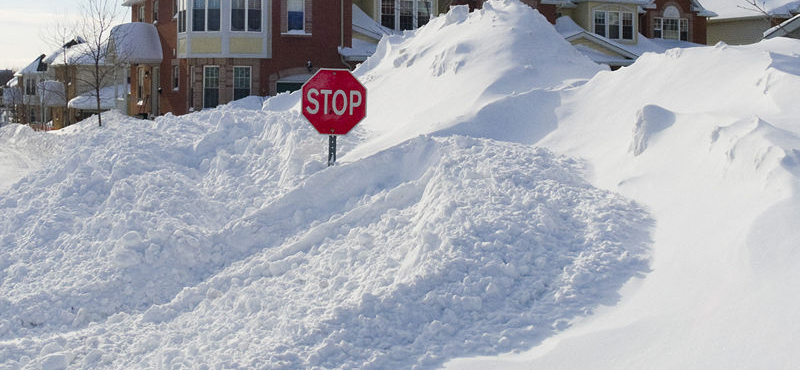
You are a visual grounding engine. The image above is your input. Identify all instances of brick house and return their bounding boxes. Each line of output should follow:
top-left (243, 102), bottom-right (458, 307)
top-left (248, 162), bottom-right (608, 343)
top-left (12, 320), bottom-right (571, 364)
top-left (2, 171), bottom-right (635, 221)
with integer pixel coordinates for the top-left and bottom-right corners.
top-left (122, 0), bottom-right (353, 118)
top-left (454, 0), bottom-right (714, 68)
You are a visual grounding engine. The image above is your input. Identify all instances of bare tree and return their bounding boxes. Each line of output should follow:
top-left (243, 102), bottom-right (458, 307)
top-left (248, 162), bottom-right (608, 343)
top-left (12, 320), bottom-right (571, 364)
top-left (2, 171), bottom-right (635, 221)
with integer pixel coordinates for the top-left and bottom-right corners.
top-left (76, 0), bottom-right (126, 127)
top-left (41, 16), bottom-right (83, 128)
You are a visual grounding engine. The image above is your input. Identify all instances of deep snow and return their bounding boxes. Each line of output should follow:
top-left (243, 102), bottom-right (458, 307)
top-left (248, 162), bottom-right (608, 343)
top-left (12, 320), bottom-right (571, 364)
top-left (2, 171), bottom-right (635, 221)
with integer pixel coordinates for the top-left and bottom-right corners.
top-left (1, 1), bottom-right (800, 369)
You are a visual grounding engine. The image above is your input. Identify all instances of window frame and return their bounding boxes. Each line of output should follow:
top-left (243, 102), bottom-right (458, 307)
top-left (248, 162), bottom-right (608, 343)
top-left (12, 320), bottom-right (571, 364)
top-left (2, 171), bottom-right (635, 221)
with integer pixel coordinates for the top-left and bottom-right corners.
top-left (203, 65), bottom-right (220, 109)
top-left (172, 65), bottom-right (180, 90)
top-left (653, 16), bottom-right (689, 41)
top-left (380, 0), bottom-right (433, 31)
top-left (154, 0), bottom-right (159, 22)
top-left (287, 0), bottom-right (305, 32)
top-left (178, 0), bottom-right (187, 33)
top-left (231, 0), bottom-right (262, 32)
top-left (593, 9), bottom-right (634, 41)
top-left (232, 66), bottom-right (251, 101)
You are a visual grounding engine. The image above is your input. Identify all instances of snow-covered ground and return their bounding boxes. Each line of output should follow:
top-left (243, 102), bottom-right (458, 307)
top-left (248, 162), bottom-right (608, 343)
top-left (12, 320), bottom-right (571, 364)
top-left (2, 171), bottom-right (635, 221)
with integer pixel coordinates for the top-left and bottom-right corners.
top-left (1, 1), bottom-right (799, 369)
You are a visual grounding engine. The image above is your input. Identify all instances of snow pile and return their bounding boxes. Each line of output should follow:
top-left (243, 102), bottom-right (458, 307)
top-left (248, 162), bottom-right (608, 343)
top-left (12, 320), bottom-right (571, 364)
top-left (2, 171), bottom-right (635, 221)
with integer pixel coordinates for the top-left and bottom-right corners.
top-left (3, 0), bottom-right (800, 369)
top-left (0, 2), bottom-right (650, 369)
top-left (444, 34), bottom-right (800, 370)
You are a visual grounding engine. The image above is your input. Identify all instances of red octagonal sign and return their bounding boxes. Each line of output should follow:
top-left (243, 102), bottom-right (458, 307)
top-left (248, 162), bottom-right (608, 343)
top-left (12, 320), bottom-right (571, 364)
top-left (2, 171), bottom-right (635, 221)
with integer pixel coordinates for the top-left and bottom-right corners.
top-left (302, 69), bottom-right (367, 135)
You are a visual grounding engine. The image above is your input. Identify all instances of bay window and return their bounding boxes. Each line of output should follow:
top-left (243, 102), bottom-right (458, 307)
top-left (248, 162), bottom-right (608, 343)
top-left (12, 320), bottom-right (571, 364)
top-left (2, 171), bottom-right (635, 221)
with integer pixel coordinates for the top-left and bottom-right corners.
top-left (593, 10), bottom-right (634, 40)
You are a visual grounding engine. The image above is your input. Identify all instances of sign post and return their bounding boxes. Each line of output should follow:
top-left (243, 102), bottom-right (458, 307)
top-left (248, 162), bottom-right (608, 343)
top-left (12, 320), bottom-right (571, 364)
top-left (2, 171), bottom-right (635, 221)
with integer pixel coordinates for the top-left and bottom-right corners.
top-left (301, 69), bottom-right (367, 166)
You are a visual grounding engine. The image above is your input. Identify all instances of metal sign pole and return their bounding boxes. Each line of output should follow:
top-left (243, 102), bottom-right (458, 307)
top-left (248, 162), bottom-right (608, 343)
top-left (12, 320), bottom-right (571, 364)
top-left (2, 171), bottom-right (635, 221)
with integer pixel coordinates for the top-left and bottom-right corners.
top-left (328, 135), bottom-right (337, 166)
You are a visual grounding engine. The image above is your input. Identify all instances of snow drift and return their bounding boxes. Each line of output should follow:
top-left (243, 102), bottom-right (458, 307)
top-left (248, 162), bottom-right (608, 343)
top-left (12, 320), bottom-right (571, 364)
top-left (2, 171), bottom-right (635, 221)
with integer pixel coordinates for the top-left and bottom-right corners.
top-left (2, 0), bottom-right (800, 369)
top-left (1, 2), bottom-right (648, 369)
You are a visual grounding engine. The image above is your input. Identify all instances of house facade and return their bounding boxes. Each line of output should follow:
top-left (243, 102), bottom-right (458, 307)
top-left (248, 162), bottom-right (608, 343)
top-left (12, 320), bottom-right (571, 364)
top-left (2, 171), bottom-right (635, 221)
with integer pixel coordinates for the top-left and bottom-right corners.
top-left (123, 0), bottom-right (353, 118)
top-left (701, 0), bottom-right (799, 45)
top-left (448, 0), bottom-right (713, 68)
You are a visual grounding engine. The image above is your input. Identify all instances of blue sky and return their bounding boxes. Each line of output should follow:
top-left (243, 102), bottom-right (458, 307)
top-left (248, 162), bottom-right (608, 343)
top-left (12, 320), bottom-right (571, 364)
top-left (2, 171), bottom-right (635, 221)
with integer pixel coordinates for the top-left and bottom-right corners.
top-left (0, 0), bottom-right (129, 70)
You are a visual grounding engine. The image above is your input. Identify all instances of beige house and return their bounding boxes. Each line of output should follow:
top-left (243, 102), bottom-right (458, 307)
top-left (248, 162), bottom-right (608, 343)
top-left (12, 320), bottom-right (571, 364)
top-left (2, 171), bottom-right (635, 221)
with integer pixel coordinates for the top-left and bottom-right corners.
top-left (702, 0), bottom-right (800, 44)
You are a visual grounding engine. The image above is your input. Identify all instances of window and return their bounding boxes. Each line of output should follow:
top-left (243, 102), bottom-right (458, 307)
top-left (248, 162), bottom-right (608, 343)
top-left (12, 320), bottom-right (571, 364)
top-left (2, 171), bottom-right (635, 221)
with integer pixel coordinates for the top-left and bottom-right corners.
top-left (608, 12), bottom-right (620, 39)
top-left (137, 67), bottom-right (145, 101)
top-left (193, 0), bottom-right (205, 31)
top-left (203, 66), bottom-right (219, 108)
top-left (594, 11), bottom-right (605, 36)
top-left (288, 0), bottom-right (304, 32)
top-left (248, 0), bottom-right (261, 31)
top-left (138, 5), bottom-right (145, 22)
top-left (593, 10), bottom-right (634, 40)
top-left (653, 17), bottom-right (662, 38)
top-left (25, 78), bottom-right (36, 96)
top-left (232, 0), bottom-right (245, 30)
top-left (154, 0), bottom-right (159, 22)
top-left (208, 0), bottom-right (220, 31)
top-left (172, 65), bottom-right (179, 90)
top-left (233, 66), bottom-right (251, 100)
top-left (178, 0), bottom-right (186, 32)
top-left (173, 0), bottom-right (178, 17)
top-left (654, 17), bottom-right (688, 41)
top-left (417, 0), bottom-right (431, 28)
top-left (232, 0), bottom-right (261, 31)
top-left (622, 13), bottom-right (633, 40)
top-left (653, 6), bottom-right (689, 41)
top-left (680, 19), bottom-right (689, 41)
top-left (381, 0), bottom-right (432, 31)
top-left (381, 0), bottom-right (394, 29)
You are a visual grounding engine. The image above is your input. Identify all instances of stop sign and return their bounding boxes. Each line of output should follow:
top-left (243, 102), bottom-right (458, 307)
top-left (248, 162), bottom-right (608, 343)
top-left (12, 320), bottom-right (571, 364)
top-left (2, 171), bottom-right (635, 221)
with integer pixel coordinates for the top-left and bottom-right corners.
top-left (301, 69), bottom-right (367, 135)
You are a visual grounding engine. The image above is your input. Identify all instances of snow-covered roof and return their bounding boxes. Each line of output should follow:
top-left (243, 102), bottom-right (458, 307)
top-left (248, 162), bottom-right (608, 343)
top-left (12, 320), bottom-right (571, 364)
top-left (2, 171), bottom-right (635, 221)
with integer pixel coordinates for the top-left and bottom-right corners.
top-left (352, 4), bottom-right (395, 41)
top-left (339, 39), bottom-right (381, 62)
top-left (764, 13), bottom-right (800, 37)
top-left (50, 43), bottom-right (110, 66)
top-left (554, 16), bottom-right (702, 67)
top-left (6, 76), bottom-right (18, 88)
top-left (111, 22), bottom-right (163, 65)
top-left (702, 0), bottom-right (800, 19)
top-left (43, 38), bottom-right (86, 65)
top-left (68, 84), bottom-right (128, 110)
top-left (15, 55), bottom-right (47, 76)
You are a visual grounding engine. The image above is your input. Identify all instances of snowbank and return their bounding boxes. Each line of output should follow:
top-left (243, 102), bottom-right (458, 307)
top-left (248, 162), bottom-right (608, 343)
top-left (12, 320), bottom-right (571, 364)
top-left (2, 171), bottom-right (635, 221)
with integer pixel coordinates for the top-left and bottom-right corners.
top-left (2, 1), bottom-right (800, 369)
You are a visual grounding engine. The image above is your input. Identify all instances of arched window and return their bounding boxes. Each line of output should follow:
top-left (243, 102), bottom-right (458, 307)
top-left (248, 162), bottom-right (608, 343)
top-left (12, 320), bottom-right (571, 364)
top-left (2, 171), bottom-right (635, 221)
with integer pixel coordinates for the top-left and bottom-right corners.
top-left (653, 5), bottom-right (689, 41)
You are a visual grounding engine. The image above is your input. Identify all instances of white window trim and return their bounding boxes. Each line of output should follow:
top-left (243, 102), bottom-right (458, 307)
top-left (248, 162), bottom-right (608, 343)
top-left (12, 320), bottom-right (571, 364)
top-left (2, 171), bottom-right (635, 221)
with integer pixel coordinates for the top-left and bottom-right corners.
top-left (285, 0), bottom-right (306, 34)
top-left (653, 16), bottom-right (689, 41)
top-left (231, 0), bottom-right (262, 32)
top-left (191, 0), bottom-right (221, 32)
top-left (379, 0), bottom-right (433, 31)
top-left (203, 65), bottom-right (220, 109)
top-left (172, 65), bottom-right (180, 90)
top-left (232, 66), bottom-right (252, 99)
top-left (593, 9), bottom-right (634, 41)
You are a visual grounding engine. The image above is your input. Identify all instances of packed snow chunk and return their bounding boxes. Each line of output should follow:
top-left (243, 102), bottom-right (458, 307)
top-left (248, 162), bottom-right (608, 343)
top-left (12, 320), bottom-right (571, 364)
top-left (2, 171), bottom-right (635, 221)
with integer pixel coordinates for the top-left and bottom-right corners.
top-left (347, 0), bottom-right (603, 161)
top-left (630, 105), bottom-right (676, 156)
top-left (105, 136), bottom-right (652, 369)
